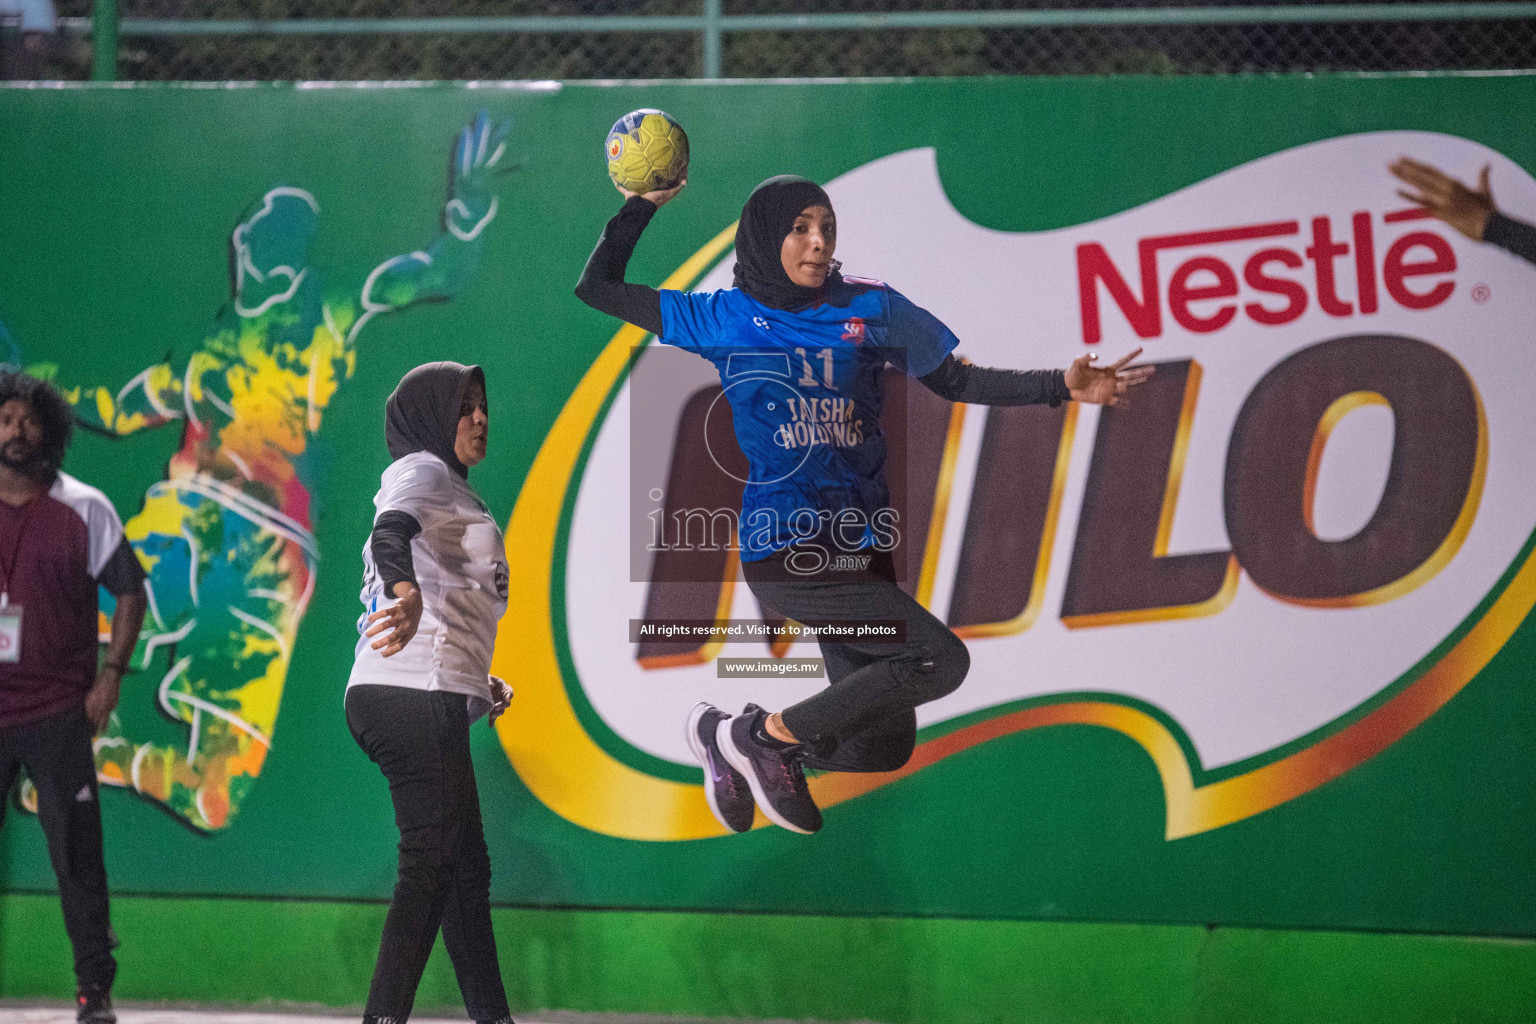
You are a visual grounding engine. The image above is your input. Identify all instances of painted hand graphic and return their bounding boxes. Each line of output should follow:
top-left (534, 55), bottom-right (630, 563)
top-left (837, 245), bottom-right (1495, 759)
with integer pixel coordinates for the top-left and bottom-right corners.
top-left (16, 111), bottom-right (514, 831)
top-left (447, 110), bottom-right (511, 241)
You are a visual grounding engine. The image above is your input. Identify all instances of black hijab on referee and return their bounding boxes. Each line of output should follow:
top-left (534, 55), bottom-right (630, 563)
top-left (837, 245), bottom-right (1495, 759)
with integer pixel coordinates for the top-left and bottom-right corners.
top-left (384, 361), bottom-right (485, 479)
top-left (732, 175), bottom-right (843, 313)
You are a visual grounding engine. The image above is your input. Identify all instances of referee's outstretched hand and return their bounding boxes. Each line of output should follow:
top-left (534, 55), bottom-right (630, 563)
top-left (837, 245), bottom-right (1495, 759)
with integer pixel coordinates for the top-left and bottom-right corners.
top-left (366, 582), bottom-right (423, 657)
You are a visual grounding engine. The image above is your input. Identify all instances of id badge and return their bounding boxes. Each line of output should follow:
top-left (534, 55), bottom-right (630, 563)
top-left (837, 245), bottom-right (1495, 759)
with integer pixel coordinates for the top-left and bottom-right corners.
top-left (0, 603), bottom-right (21, 663)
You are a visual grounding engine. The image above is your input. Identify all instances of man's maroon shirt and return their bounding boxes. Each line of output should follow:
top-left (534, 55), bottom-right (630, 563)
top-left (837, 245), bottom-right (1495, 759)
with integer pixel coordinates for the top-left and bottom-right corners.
top-left (0, 472), bottom-right (144, 729)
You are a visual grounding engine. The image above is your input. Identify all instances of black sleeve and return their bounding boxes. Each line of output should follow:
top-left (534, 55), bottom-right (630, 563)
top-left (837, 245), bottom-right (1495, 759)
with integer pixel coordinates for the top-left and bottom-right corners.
top-left (1484, 212), bottom-right (1536, 267)
top-left (370, 510), bottom-right (422, 593)
top-left (96, 537), bottom-right (146, 598)
top-left (574, 196), bottom-right (665, 336)
top-left (918, 354), bottom-right (1073, 407)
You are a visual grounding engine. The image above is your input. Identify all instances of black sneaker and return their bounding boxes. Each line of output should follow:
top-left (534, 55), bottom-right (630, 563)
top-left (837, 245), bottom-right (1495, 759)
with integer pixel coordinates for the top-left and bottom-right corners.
top-left (685, 702), bottom-right (756, 833)
top-left (718, 704), bottom-right (822, 834)
top-left (75, 986), bottom-right (115, 1024)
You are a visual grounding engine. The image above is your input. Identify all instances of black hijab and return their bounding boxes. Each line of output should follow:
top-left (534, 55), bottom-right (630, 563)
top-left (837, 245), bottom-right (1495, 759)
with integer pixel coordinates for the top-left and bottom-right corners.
top-left (732, 175), bottom-right (843, 312)
top-left (385, 361), bottom-right (485, 478)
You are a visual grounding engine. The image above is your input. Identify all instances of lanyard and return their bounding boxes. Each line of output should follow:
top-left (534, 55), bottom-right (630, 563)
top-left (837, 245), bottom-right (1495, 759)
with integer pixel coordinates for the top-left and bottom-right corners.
top-left (0, 499), bottom-right (38, 605)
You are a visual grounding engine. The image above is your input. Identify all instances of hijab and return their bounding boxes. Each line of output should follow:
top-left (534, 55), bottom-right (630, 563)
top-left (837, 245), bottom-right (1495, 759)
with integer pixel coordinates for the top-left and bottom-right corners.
top-left (384, 361), bottom-right (485, 478)
top-left (732, 175), bottom-right (843, 312)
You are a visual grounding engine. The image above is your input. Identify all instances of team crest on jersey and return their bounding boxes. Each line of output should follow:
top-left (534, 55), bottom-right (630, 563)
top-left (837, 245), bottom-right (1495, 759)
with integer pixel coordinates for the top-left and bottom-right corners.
top-left (841, 317), bottom-right (866, 342)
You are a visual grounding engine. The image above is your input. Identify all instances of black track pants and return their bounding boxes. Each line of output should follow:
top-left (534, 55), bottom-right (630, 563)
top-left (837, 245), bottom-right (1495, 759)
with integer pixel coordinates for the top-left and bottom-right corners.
top-left (743, 553), bottom-right (971, 773)
top-left (0, 704), bottom-right (118, 991)
top-left (346, 685), bottom-right (509, 1023)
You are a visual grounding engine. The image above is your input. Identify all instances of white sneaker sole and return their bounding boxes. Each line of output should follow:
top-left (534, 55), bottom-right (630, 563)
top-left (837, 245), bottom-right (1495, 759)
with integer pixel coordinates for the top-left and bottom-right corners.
top-left (716, 717), bottom-right (814, 835)
top-left (685, 702), bottom-right (734, 832)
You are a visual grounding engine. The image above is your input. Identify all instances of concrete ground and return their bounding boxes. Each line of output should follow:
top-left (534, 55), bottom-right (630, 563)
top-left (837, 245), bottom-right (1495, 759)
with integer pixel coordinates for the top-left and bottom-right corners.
top-left (0, 1006), bottom-right (884, 1024)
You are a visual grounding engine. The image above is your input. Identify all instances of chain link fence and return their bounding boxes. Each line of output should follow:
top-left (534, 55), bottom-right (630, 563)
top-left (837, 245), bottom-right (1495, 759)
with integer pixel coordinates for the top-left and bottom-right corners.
top-left (3, 0), bottom-right (1534, 81)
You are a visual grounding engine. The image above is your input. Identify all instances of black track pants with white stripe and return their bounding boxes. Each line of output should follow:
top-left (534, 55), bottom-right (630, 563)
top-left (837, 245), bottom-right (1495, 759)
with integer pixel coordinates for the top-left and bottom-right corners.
top-left (0, 704), bottom-right (118, 991)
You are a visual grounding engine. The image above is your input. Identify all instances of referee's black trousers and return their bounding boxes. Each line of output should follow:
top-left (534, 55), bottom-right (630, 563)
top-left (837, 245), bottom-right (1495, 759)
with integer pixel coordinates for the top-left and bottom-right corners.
top-left (0, 703), bottom-right (118, 992)
top-left (346, 685), bottom-right (510, 1024)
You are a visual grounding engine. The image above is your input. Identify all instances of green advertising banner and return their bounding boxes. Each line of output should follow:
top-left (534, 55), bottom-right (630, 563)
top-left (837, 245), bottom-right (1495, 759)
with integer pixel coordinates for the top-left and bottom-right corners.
top-left (0, 75), bottom-right (1533, 940)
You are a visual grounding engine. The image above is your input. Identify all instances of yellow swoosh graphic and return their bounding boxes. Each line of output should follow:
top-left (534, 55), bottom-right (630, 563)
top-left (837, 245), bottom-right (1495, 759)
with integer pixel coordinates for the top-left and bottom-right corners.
top-left (491, 222), bottom-right (740, 841)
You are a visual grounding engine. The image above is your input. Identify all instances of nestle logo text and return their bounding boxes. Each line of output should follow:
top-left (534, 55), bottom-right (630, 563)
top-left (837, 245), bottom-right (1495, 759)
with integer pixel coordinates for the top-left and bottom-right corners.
top-left (1077, 209), bottom-right (1457, 344)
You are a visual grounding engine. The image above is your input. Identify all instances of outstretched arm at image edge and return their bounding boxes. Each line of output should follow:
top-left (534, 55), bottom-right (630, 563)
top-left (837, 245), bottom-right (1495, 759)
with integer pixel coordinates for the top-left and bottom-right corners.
top-left (1485, 212), bottom-right (1536, 266)
top-left (574, 196), bottom-right (665, 336)
top-left (918, 354), bottom-right (1071, 407)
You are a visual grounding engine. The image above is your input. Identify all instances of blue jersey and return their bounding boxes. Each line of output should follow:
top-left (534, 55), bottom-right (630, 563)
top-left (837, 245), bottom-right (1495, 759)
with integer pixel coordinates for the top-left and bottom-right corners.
top-left (658, 276), bottom-right (958, 562)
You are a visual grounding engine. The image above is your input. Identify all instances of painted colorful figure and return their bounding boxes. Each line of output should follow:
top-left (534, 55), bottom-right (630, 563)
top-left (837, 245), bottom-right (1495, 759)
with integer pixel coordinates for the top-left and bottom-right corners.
top-left (24, 111), bottom-right (511, 831)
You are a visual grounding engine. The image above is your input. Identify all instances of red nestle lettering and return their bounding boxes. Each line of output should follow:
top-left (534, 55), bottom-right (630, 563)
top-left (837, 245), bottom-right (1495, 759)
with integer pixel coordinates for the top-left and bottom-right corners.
top-left (1305, 217), bottom-right (1353, 317)
top-left (1242, 248), bottom-right (1307, 326)
top-left (1169, 257), bottom-right (1238, 333)
top-left (1076, 213), bottom-right (1455, 343)
top-left (1352, 212), bottom-right (1379, 315)
top-left (1079, 220), bottom-right (1297, 343)
top-left (1077, 242), bottom-right (1160, 345)
top-left (1384, 232), bottom-right (1456, 309)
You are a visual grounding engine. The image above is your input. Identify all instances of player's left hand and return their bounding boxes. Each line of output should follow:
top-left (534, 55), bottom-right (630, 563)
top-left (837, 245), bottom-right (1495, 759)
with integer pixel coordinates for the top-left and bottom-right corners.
top-left (1065, 348), bottom-right (1154, 406)
top-left (487, 675), bottom-right (513, 726)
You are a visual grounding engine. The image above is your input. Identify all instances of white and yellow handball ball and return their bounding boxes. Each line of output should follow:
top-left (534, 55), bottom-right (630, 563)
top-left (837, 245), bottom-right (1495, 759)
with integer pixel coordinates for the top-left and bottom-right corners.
top-left (606, 109), bottom-right (689, 194)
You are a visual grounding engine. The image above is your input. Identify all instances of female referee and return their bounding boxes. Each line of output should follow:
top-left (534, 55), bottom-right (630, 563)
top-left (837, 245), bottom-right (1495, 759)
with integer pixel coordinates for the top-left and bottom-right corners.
top-left (576, 175), bottom-right (1150, 836)
top-left (345, 361), bottom-right (515, 1024)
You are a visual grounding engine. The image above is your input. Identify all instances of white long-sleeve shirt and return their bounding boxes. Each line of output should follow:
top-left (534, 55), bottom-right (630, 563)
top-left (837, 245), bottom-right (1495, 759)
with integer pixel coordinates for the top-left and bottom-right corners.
top-left (346, 452), bottom-right (509, 714)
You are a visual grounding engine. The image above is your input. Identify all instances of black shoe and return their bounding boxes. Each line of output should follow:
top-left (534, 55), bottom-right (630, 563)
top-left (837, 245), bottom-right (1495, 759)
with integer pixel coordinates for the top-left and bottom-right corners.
top-left (719, 704), bottom-right (822, 834)
top-left (686, 702), bottom-right (756, 833)
top-left (75, 986), bottom-right (115, 1024)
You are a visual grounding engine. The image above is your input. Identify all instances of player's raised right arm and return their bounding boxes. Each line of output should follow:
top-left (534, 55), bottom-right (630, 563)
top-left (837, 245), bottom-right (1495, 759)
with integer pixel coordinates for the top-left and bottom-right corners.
top-left (573, 181), bottom-right (686, 334)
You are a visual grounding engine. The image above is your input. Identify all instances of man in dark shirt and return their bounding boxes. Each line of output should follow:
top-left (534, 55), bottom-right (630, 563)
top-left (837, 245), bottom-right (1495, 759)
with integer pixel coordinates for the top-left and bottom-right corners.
top-left (1389, 156), bottom-right (1536, 265)
top-left (0, 371), bottom-right (145, 1024)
